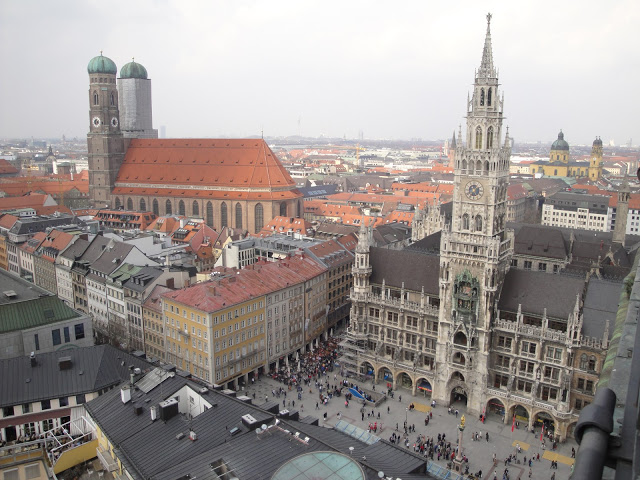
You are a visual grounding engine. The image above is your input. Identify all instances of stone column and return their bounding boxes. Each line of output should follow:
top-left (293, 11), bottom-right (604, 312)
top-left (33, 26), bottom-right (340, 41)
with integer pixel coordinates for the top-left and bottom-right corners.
top-left (452, 417), bottom-right (466, 472)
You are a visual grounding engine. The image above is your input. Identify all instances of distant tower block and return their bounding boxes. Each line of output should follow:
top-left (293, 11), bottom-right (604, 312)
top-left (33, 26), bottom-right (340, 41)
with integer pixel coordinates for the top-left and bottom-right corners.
top-left (117, 59), bottom-right (158, 139)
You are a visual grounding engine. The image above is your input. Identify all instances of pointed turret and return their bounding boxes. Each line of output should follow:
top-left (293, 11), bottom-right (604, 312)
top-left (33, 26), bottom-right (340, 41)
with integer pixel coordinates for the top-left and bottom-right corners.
top-left (478, 13), bottom-right (496, 78)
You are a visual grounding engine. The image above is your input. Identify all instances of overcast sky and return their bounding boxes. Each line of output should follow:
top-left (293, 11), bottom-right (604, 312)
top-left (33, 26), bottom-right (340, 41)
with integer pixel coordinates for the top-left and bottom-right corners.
top-left (1, 0), bottom-right (638, 146)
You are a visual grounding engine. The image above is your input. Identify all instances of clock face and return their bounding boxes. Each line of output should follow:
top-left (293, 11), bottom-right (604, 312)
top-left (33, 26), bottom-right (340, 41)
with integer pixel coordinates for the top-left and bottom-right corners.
top-left (92, 116), bottom-right (101, 128)
top-left (111, 117), bottom-right (118, 127)
top-left (465, 181), bottom-right (484, 200)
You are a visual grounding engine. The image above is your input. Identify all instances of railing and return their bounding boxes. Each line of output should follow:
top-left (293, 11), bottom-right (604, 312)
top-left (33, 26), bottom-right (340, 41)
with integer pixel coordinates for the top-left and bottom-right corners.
top-left (350, 292), bottom-right (439, 317)
top-left (97, 445), bottom-right (118, 472)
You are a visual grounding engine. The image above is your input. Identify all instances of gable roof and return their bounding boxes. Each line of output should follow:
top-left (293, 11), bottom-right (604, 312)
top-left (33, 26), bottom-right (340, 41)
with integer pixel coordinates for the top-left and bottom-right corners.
top-left (113, 139), bottom-right (300, 201)
top-left (369, 246), bottom-right (440, 295)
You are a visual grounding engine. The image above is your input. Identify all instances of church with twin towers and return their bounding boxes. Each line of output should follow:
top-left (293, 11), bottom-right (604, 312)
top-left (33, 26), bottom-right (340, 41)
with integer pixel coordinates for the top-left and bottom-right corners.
top-left (345, 14), bottom-right (615, 442)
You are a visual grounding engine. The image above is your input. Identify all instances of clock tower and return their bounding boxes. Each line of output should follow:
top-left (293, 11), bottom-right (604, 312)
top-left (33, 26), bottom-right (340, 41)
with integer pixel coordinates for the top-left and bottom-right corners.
top-left (434, 14), bottom-right (514, 413)
top-left (87, 53), bottom-right (125, 207)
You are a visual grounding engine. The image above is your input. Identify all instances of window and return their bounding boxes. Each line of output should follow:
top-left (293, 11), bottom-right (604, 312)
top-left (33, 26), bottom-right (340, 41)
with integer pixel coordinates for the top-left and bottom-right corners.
top-left (480, 88), bottom-right (485, 106)
top-left (522, 341), bottom-right (536, 355)
top-left (2, 406), bottom-right (14, 417)
top-left (165, 199), bottom-right (172, 215)
top-left (34, 334), bottom-right (40, 351)
top-left (192, 200), bottom-right (199, 217)
top-left (235, 203), bottom-right (243, 229)
top-left (538, 262), bottom-right (547, 271)
top-left (475, 126), bottom-right (482, 149)
top-left (41, 400), bottom-right (51, 410)
top-left (579, 354), bottom-right (588, 370)
top-left (487, 88), bottom-right (492, 106)
top-left (221, 202), bottom-right (228, 227)
top-left (497, 336), bottom-right (512, 350)
top-left (127, 197), bottom-right (133, 210)
top-left (588, 356), bottom-right (597, 371)
top-left (178, 200), bottom-right (186, 216)
top-left (64, 326), bottom-right (70, 343)
top-left (255, 203), bottom-right (264, 232)
top-left (546, 346), bottom-right (562, 363)
top-left (462, 213), bottom-right (469, 230)
top-left (152, 198), bottom-right (159, 216)
top-left (475, 215), bottom-right (483, 232)
top-left (524, 260), bottom-right (532, 270)
top-left (52, 329), bottom-right (61, 346)
top-left (22, 404), bottom-right (31, 414)
top-left (25, 464), bottom-right (41, 480)
top-left (494, 374), bottom-right (508, 388)
top-left (93, 92), bottom-right (99, 105)
top-left (59, 397), bottom-right (69, 407)
top-left (110, 92), bottom-right (115, 106)
top-left (487, 126), bottom-right (493, 149)
top-left (140, 198), bottom-right (146, 211)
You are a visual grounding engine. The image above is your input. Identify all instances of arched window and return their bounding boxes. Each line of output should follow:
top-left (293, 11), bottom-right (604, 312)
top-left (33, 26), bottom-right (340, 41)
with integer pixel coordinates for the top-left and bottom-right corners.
top-left (152, 199), bottom-right (159, 216)
top-left (192, 201), bottom-right (199, 217)
top-left (235, 203), bottom-right (243, 229)
top-left (255, 203), bottom-right (264, 232)
top-left (475, 127), bottom-right (482, 149)
top-left (165, 199), bottom-right (172, 215)
top-left (206, 202), bottom-right (213, 227)
top-left (475, 215), bottom-right (483, 232)
top-left (140, 198), bottom-right (146, 212)
top-left (487, 126), bottom-right (494, 149)
top-left (554, 169), bottom-right (558, 176)
top-left (110, 93), bottom-right (115, 106)
top-left (462, 214), bottom-right (470, 230)
top-left (480, 88), bottom-right (485, 106)
top-left (93, 91), bottom-right (98, 106)
top-left (127, 198), bottom-right (133, 211)
top-left (221, 202), bottom-right (228, 228)
top-left (114, 197), bottom-right (121, 209)
top-left (178, 200), bottom-right (185, 216)
top-left (579, 354), bottom-right (588, 370)
top-left (484, 160), bottom-right (490, 173)
top-left (487, 88), bottom-right (492, 106)
top-left (280, 202), bottom-right (287, 217)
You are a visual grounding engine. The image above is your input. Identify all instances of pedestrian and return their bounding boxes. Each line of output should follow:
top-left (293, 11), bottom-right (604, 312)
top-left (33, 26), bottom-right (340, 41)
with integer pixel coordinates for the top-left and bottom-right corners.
top-left (399, 395), bottom-right (402, 402)
top-left (528, 468), bottom-right (532, 478)
top-left (388, 406), bottom-right (390, 414)
top-left (550, 473), bottom-right (555, 480)
top-left (571, 447), bottom-right (575, 458)
top-left (486, 432), bottom-right (489, 442)
top-left (316, 402), bottom-right (319, 410)
top-left (455, 409), bottom-right (459, 418)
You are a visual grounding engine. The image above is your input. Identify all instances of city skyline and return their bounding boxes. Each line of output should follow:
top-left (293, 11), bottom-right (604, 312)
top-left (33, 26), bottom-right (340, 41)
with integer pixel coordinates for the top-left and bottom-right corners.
top-left (1, 0), bottom-right (638, 145)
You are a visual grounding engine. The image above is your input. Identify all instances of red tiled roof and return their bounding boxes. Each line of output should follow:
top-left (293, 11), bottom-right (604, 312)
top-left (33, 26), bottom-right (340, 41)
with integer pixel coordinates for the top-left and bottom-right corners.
top-left (0, 193), bottom-right (51, 212)
top-left (37, 229), bottom-right (75, 262)
top-left (0, 159), bottom-right (19, 175)
top-left (507, 184), bottom-right (528, 201)
top-left (0, 214), bottom-right (18, 230)
top-left (260, 216), bottom-right (313, 236)
top-left (114, 139), bottom-right (300, 199)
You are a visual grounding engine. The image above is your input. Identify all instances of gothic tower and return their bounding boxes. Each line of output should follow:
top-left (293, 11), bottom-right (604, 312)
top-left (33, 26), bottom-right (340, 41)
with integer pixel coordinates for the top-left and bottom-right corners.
top-left (588, 137), bottom-right (603, 181)
top-left (350, 220), bottom-right (373, 333)
top-left (435, 14), bottom-right (514, 413)
top-left (118, 59), bottom-right (158, 139)
top-left (87, 53), bottom-right (125, 207)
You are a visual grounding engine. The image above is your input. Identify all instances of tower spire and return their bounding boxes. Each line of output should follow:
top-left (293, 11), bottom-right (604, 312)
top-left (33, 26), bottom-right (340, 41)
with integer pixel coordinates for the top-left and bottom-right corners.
top-left (478, 12), bottom-right (495, 78)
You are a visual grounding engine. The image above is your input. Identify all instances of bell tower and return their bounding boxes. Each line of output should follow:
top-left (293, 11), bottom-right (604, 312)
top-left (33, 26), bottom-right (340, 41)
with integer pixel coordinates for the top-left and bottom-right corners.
top-left (87, 53), bottom-right (125, 207)
top-left (434, 14), bottom-right (514, 413)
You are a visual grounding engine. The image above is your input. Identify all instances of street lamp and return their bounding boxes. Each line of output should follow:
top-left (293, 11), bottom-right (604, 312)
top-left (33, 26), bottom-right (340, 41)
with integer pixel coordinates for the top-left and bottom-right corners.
top-left (405, 407), bottom-right (408, 425)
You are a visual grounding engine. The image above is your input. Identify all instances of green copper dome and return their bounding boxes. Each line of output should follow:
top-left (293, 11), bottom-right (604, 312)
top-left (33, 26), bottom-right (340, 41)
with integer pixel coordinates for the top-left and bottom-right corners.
top-left (87, 53), bottom-right (117, 75)
top-left (551, 131), bottom-right (570, 151)
top-left (120, 60), bottom-right (148, 79)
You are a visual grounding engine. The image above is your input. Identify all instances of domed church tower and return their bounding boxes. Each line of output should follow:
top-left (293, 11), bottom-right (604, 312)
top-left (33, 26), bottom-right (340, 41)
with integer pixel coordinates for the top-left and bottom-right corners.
top-left (117, 59), bottom-right (158, 139)
top-left (549, 131), bottom-right (570, 163)
top-left (589, 137), bottom-right (603, 181)
top-left (87, 53), bottom-right (125, 206)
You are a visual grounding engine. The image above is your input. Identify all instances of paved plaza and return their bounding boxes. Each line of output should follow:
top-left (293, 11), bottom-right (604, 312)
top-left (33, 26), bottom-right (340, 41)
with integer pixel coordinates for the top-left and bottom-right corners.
top-left (242, 372), bottom-right (576, 480)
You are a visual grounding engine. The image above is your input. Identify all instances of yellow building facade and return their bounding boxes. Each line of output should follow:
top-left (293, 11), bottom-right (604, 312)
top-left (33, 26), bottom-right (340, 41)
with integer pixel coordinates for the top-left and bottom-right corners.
top-left (531, 131), bottom-right (591, 178)
top-left (162, 282), bottom-right (267, 388)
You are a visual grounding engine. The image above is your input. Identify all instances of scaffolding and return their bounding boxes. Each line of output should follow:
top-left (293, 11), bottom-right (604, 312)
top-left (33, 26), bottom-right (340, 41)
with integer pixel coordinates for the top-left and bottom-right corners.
top-left (338, 326), bottom-right (368, 379)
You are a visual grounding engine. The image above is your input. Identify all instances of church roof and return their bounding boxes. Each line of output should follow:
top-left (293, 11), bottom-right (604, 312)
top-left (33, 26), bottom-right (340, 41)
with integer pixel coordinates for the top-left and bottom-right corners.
top-left (87, 53), bottom-right (117, 75)
top-left (113, 139), bottom-right (300, 201)
top-left (551, 131), bottom-right (570, 151)
top-left (120, 60), bottom-right (148, 79)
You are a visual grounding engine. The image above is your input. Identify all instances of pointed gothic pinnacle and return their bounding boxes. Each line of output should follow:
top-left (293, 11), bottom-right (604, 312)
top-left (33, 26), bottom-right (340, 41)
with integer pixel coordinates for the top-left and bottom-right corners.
top-left (479, 13), bottom-right (495, 77)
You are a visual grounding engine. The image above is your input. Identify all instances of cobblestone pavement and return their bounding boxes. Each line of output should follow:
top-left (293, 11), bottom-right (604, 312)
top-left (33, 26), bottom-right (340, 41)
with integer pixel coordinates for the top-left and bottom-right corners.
top-left (242, 373), bottom-right (576, 480)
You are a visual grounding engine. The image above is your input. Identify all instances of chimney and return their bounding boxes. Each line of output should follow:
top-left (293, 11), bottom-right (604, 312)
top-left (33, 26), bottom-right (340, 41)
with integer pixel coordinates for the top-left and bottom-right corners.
top-left (121, 386), bottom-right (132, 404)
top-left (30, 352), bottom-right (37, 367)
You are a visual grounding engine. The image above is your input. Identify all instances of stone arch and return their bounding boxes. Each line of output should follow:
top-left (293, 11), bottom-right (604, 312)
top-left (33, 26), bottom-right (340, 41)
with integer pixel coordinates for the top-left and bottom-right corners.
top-left (449, 371), bottom-right (465, 383)
top-left (462, 213), bottom-right (469, 230)
top-left (509, 404), bottom-right (531, 426)
top-left (566, 421), bottom-right (578, 439)
top-left (139, 198), bottom-right (146, 212)
top-left (462, 159), bottom-right (467, 171)
top-left (360, 361), bottom-right (375, 379)
top-left (449, 383), bottom-right (468, 406)
top-left (453, 331), bottom-right (467, 346)
top-left (416, 377), bottom-right (433, 398)
top-left (533, 410), bottom-right (557, 437)
top-left (378, 366), bottom-right (393, 384)
top-left (485, 397), bottom-right (506, 418)
top-left (127, 197), bottom-right (133, 211)
top-left (396, 371), bottom-right (413, 390)
top-left (476, 159), bottom-right (482, 174)
top-left (452, 351), bottom-right (466, 367)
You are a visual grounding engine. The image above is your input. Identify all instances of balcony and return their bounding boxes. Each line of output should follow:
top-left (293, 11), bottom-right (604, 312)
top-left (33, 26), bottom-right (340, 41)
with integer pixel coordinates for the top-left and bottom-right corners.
top-left (96, 445), bottom-right (118, 472)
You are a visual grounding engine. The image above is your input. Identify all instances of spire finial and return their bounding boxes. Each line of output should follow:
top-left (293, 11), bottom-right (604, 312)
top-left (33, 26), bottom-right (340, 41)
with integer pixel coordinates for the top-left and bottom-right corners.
top-left (487, 12), bottom-right (492, 30)
top-left (100, 50), bottom-right (103, 56)
top-left (132, 57), bottom-right (135, 62)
